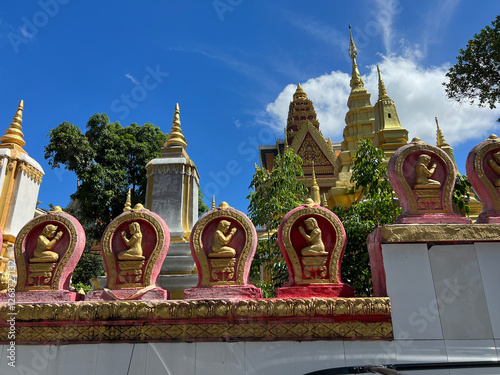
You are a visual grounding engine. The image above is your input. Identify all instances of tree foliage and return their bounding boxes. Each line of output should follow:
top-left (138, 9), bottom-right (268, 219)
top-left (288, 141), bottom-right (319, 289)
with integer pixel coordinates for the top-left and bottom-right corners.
top-left (44, 113), bottom-right (168, 240)
top-left (453, 173), bottom-right (472, 216)
top-left (333, 139), bottom-right (400, 296)
top-left (247, 148), bottom-right (308, 297)
top-left (444, 15), bottom-right (500, 109)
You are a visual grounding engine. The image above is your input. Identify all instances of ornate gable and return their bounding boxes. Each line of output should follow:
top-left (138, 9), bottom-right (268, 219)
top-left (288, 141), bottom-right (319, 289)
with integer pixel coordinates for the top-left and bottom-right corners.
top-left (290, 121), bottom-right (336, 175)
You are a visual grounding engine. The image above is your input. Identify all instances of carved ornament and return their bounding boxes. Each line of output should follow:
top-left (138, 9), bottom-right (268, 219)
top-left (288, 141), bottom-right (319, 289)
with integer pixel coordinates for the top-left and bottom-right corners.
top-left (101, 210), bottom-right (169, 289)
top-left (191, 205), bottom-right (256, 286)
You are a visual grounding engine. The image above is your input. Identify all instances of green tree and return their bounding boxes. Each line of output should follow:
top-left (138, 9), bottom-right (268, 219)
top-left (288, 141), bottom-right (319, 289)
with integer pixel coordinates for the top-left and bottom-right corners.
top-left (247, 147), bottom-right (308, 297)
top-left (44, 113), bottom-right (168, 239)
top-left (333, 139), bottom-right (400, 296)
top-left (444, 15), bottom-right (500, 109)
top-left (198, 190), bottom-right (209, 217)
top-left (45, 114), bottom-right (168, 289)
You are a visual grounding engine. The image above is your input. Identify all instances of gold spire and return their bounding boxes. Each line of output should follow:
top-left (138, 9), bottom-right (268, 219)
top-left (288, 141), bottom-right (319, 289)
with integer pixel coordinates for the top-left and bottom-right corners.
top-left (293, 83), bottom-right (307, 100)
top-left (211, 195), bottom-right (215, 210)
top-left (322, 193), bottom-right (328, 208)
top-left (349, 25), bottom-right (364, 90)
top-left (163, 103), bottom-right (187, 149)
top-left (377, 65), bottom-right (389, 100)
top-left (311, 161), bottom-right (321, 205)
top-left (435, 117), bottom-right (450, 147)
top-left (124, 188), bottom-right (132, 212)
top-left (0, 100), bottom-right (26, 148)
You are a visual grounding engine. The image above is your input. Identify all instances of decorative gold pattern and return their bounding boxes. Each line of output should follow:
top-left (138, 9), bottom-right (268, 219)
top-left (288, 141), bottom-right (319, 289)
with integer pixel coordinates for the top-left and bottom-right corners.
top-left (290, 122), bottom-right (337, 167)
top-left (0, 298), bottom-right (392, 343)
top-left (282, 206), bottom-right (344, 284)
top-left (102, 211), bottom-right (165, 289)
top-left (192, 208), bottom-right (253, 286)
top-left (15, 214), bottom-right (77, 291)
top-left (16, 161), bottom-right (43, 184)
top-left (210, 258), bottom-right (236, 281)
top-left (395, 143), bottom-right (454, 214)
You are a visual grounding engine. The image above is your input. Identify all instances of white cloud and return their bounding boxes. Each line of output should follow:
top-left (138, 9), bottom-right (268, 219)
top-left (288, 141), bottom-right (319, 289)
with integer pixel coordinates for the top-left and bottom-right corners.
top-left (20, 26), bottom-right (34, 41)
top-left (263, 56), bottom-right (500, 147)
top-left (373, 0), bottom-right (401, 54)
top-left (124, 73), bottom-right (139, 85)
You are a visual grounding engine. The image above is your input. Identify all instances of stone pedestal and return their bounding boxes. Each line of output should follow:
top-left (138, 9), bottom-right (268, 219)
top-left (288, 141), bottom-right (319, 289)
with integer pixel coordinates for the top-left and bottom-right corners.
top-left (157, 241), bottom-right (198, 297)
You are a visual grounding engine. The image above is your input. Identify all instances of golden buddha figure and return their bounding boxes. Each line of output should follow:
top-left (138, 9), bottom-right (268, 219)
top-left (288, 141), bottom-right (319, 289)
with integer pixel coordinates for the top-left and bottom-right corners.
top-left (299, 217), bottom-right (327, 256)
top-left (488, 151), bottom-right (500, 187)
top-left (31, 224), bottom-right (63, 263)
top-left (209, 220), bottom-right (237, 258)
top-left (414, 154), bottom-right (441, 188)
top-left (118, 222), bottom-right (145, 260)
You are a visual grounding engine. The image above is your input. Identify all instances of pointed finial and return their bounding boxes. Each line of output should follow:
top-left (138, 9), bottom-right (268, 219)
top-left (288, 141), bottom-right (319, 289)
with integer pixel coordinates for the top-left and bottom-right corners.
top-left (211, 195), bottom-right (215, 210)
top-left (163, 103), bottom-right (187, 149)
top-left (312, 161), bottom-right (318, 184)
top-left (377, 65), bottom-right (389, 99)
top-left (348, 25), bottom-right (357, 59)
top-left (322, 193), bottom-right (328, 208)
top-left (293, 83), bottom-right (307, 100)
top-left (348, 27), bottom-right (364, 89)
top-left (0, 100), bottom-right (26, 147)
top-left (310, 161), bottom-right (321, 205)
top-left (124, 188), bottom-right (132, 212)
top-left (435, 117), bottom-right (450, 147)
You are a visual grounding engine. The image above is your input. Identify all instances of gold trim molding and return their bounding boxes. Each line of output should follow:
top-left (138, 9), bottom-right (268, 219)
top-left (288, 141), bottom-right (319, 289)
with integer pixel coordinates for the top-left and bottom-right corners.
top-left (0, 298), bottom-right (392, 343)
top-left (379, 223), bottom-right (500, 243)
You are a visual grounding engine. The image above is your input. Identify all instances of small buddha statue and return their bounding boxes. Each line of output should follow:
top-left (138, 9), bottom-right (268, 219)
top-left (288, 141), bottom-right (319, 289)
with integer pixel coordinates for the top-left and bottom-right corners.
top-left (31, 224), bottom-right (63, 263)
top-left (118, 222), bottom-right (145, 260)
top-left (488, 151), bottom-right (500, 187)
top-left (299, 217), bottom-right (327, 256)
top-left (209, 220), bottom-right (237, 258)
top-left (414, 154), bottom-right (441, 188)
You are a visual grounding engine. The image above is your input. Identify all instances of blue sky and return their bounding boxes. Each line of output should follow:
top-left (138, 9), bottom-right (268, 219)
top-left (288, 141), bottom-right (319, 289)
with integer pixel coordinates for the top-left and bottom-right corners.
top-left (0, 1), bottom-right (499, 215)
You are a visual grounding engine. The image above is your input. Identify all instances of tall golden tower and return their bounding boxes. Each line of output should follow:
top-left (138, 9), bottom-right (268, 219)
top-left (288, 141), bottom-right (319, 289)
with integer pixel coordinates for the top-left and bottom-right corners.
top-left (0, 101), bottom-right (44, 289)
top-left (435, 117), bottom-right (457, 170)
top-left (286, 83), bottom-right (321, 146)
top-left (373, 65), bottom-right (408, 158)
top-left (335, 26), bottom-right (376, 185)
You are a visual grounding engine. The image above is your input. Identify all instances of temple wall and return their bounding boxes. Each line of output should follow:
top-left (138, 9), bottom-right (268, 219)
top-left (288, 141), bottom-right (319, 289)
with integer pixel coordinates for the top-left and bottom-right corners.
top-left (1, 338), bottom-right (499, 374)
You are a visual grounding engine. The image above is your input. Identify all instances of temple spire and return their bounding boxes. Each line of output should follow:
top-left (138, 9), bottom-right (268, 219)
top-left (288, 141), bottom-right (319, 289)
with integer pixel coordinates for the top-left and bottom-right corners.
top-left (435, 117), bottom-right (457, 170)
top-left (163, 103), bottom-right (187, 149)
top-left (435, 117), bottom-right (450, 147)
top-left (0, 100), bottom-right (26, 148)
top-left (123, 188), bottom-right (132, 212)
top-left (349, 25), bottom-right (364, 90)
top-left (377, 65), bottom-right (389, 100)
top-left (211, 196), bottom-right (215, 210)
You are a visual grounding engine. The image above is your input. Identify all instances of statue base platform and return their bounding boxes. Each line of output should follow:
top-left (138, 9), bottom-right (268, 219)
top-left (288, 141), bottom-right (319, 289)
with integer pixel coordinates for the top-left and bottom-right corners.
top-left (476, 212), bottom-right (500, 223)
top-left (276, 283), bottom-right (355, 298)
top-left (0, 290), bottom-right (82, 303)
top-left (85, 287), bottom-right (169, 301)
top-left (184, 285), bottom-right (262, 299)
top-left (395, 213), bottom-right (472, 224)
